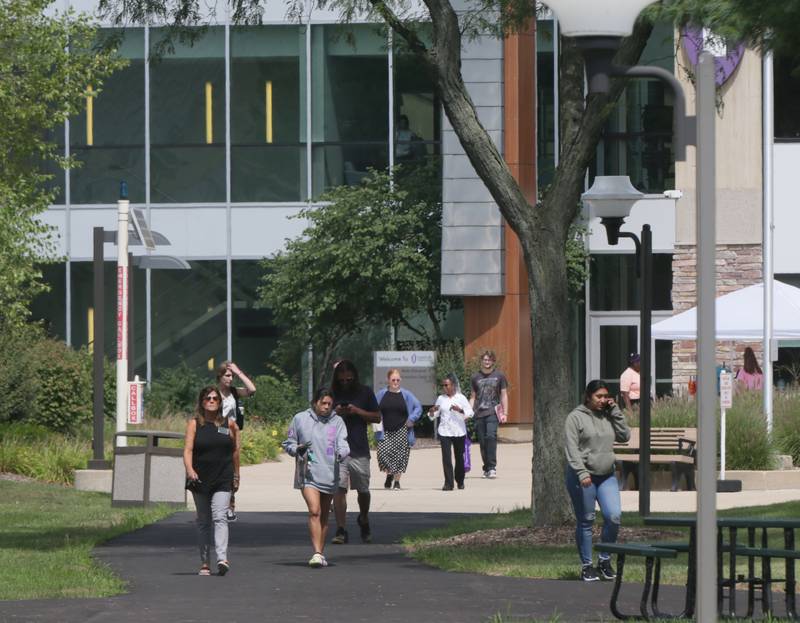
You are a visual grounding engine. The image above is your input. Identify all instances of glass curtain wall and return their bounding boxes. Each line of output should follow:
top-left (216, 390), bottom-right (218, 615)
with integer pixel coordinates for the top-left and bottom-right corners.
top-left (311, 24), bottom-right (389, 195)
top-left (231, 26), bottom-right (307, 202)
top-left (150, 28), bottom-right (226, 203)
top-left (70, 29), bottom-right (146, 203)
top-left (41, 21), bottom-right (443, 379)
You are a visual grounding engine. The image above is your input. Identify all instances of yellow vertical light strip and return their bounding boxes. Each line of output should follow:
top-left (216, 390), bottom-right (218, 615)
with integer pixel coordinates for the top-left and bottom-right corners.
top-left (207, 357), bottom-right (215, 371)
top-left (205, 82), bottom-right (213, 144)
top-left (87, 307), bottom-right (94, 354)
top-left (86, 86), bottom-right (94, 146)
top-left (266, 81), bottom-right (273, 143)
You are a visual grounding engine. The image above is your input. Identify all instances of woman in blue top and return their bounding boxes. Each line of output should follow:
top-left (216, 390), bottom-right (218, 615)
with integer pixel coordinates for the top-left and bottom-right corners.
top-left (374, 368), bottom-right (422, 490)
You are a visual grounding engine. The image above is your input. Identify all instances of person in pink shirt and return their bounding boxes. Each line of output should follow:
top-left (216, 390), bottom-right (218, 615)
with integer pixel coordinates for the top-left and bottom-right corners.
top-left (619, 353), bottom-right (641, 411)
top-left (735, 346), bottom-right (764, 391)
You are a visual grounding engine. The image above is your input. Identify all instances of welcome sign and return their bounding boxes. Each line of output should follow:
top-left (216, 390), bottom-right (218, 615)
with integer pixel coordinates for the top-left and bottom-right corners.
top-left (372, 351), bottom-right (437, 404)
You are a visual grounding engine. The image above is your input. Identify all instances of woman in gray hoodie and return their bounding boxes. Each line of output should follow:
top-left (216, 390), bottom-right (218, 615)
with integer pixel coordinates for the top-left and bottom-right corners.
top-left (564, 379), bottom-right (630, 583)
top-left (283, 388), bottom-right (349, 568)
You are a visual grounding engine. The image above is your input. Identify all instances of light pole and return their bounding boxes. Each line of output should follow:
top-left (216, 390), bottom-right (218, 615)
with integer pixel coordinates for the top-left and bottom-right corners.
top-left (581, 176), bottom-right (653, 516)
top-left (545, 1), bottom-right (717, 619)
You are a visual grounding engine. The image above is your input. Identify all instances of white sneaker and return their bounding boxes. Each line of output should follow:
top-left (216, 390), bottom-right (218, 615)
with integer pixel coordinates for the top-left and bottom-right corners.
top-left (482, 470), bottom-right (489, 478)
top-left (308, 552), bottom-right (327, 568)
top-left (487, 469), bottom-right (497, 479)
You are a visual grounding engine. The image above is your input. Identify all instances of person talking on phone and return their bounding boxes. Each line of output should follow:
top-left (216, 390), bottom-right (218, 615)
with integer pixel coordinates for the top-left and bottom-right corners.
top-left (564, 379), bottom-right (630, 583)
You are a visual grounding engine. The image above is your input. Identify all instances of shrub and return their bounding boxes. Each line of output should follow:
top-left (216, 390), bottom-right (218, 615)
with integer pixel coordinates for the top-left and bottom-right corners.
top-left (0, 322), bottom-right (44, 424)
top-left (725, 397), bottom-right (774, 470)
top-left (145, 362), bottom-right (206, 419)
top-left (239, 424), bottom-right (284, 464)
top-left (246, 368), bottom-right (306, 424)
top-left (772, 388), bottom-right (800, 466)
top-left (0, 424), bottom-right (91, 485)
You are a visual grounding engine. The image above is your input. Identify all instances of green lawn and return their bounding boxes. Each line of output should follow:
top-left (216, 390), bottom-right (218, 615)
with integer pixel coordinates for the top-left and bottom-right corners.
top-left (0, 479), bottom-right (174, 600)
top-left (404, 502), bottom-right (800, 586)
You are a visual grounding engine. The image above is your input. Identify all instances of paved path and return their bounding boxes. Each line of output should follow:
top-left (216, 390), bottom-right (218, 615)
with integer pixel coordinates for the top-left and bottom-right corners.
top-left (1, 511), bottom-right (689, 623)
top-left (3, 442), bottom-right (800, 622)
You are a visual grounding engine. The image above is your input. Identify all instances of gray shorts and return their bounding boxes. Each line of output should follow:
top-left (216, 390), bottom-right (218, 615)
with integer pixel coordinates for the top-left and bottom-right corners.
top-left (338, 456), bottom-right (371, 493)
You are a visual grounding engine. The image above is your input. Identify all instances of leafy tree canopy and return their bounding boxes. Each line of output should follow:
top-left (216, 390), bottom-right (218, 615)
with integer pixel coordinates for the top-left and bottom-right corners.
top-left (0, 0), bottom-right (123, 326)
top-left (659, 0), bottom-right (800, 56)
top-left (259, 163), bottom-right (451, 375)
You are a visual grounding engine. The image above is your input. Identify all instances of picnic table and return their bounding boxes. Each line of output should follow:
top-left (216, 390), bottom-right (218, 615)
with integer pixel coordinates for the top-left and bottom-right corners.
top-left (597, 515), bottom-right (800, 620)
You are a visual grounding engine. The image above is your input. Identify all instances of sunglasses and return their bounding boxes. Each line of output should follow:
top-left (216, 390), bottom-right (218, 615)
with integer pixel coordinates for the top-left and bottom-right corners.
top-left (204, 395), bottom-right (220, 402)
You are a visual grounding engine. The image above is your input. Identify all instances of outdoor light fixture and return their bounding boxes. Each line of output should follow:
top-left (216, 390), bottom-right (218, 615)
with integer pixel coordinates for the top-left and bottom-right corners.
top-left (581, 175), bottom-right (644, 245)
top-left (583, 175), bottom-right (654, 517)
top-left (544, 0), bottom-right (693, 160)
top-left (550, 1), bottom-right (718, 619)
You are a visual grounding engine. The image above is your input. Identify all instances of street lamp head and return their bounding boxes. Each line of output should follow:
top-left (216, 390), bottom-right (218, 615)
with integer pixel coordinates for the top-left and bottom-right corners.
top-left (544, 0), bottom-right (655, 39)
top-left (581, 175), bottom-right (644, 245)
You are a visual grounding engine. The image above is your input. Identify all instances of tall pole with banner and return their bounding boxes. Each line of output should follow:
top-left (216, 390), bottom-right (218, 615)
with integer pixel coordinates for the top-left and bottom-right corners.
top-left (116, 182), bottom-right (130, 447)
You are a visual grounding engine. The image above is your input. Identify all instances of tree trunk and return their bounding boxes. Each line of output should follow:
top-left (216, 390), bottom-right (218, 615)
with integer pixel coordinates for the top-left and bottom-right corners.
top-left (371, 0), bottom-right (651, 525)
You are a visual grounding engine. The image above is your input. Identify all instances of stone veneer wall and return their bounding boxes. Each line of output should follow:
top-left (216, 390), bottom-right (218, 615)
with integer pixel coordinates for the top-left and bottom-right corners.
top-left (671, 243), bottom-right (763, 390)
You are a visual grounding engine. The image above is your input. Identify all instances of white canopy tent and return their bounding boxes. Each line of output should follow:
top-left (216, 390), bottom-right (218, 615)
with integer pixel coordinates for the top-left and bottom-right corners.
top-left (652, 281), bottom-right (800, 341)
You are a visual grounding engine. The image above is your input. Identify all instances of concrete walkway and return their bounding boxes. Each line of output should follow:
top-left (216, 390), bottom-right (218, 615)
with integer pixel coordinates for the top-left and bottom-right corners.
top-left (4, 442), bottom-right (800, 622)
top-left (234, 442), bottom-right (800, 514)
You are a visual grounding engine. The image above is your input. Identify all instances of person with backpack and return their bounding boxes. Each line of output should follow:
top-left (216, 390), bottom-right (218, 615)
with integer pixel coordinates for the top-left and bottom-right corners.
top-left (216, 361), bottom-right (256, 521)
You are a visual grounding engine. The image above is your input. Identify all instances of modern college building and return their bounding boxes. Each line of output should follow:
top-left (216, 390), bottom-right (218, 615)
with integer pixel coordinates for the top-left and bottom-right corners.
top-left (34, 1), bottom-right (800, 434)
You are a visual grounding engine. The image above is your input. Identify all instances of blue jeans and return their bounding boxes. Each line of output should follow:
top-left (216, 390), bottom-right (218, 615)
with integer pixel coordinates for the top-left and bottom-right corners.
top-left (475, 414), bottom-right (498, 472)
top-left (565, 467), bottom-right (621, 566)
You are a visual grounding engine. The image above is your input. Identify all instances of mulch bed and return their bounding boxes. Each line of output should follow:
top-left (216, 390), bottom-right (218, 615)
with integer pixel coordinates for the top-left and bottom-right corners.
top-left (0, 472), bottom-right (36, 483)
top-left (408, 525), bottom-right (682, 550)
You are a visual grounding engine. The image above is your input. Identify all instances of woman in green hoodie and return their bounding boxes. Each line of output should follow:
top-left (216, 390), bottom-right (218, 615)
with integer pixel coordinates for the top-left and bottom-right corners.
top-left (564, 380), bottom-right (630, 583)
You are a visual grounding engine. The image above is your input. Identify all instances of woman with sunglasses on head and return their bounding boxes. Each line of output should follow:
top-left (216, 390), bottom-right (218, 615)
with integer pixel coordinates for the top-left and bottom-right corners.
top-left (428, 373), bottom-right (473, 491)
top-left (282, 388), bottom-right (349, 568)
top-left (564, 379), bottom-right (629, 583)
top-left (183, 386), bottom-right (240, 577)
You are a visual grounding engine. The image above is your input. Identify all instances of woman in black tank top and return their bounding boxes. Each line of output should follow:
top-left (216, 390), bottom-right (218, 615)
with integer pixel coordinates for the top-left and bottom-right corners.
top-left (183, 386), bottom-right (240, 576)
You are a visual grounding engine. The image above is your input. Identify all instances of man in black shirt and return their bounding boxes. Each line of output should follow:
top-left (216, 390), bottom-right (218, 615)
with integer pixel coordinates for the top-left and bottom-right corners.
top-left (331, 360), bottom-right (380, 544)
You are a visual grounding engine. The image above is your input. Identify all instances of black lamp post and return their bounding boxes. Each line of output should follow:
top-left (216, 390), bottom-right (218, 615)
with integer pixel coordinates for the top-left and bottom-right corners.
top-left (582, 175), bottom-right (653, 517)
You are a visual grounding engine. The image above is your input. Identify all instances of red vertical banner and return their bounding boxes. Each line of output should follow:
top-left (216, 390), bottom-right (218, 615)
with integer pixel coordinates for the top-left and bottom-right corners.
top-left (117, 265), bottom-right (127, 361)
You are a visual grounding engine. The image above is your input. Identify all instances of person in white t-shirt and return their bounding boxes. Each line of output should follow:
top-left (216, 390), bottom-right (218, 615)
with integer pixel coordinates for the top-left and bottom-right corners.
top-left (216, 361), bottom-right (256, 521)
top-left (428, 373), bottom-right (474, 491)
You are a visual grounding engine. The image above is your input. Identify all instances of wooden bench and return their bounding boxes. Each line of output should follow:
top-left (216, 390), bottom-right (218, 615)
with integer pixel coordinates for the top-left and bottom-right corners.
top-left (614, 427), bottom-right (697, 492)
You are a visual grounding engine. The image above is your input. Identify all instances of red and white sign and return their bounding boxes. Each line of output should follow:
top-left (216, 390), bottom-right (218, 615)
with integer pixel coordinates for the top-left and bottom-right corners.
top-left (128, 380), bottom-right (143, 425)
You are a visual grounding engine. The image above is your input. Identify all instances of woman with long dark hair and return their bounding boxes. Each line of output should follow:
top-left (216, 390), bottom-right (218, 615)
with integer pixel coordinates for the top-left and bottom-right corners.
top-left (282, 388), bottom-right (349, 568)
top-left (735, 346), bottom-right (764, 391)
top-left (564, 379), bottom-right (629, 583)
top-left (183, 386), bottom-right (240, 576)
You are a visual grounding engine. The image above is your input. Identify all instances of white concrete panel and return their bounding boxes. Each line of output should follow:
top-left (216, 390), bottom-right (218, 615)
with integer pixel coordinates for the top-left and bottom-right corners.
top-left (231, 206), bottom-right (308, 259)
top-left (587, 195), bottom-right (677, 254)
top-left (68, 206), bottom-right (123, 260)
top-left (39, 209), bottom-right (68, 257)
top-left (461, 59), bottom-right (504, 83)
top-left (149, 207), bottom-right (228, 259)
top-left (774, 144), bottom-right (800, 273)
top-left (442, 250), bottom-right (502, 274)
top-left (466, 82), bottom-right (503, 107)
top-left (461, 36), bottom-right (503, 60)
top-left (441, 273), bottom-right (503, 296)
top-left (442, 226), bottom-right (502, 250)
top-left (443, 177), bottom-right (494, 203)
top-left (442, 128), bottom-right (502, 155)
top-left (442, 202), bottom-right (501, 227)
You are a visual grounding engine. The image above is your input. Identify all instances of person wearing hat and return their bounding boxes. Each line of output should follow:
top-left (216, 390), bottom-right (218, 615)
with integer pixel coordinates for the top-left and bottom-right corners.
top-left (619, 353), bottom-right (641, 411)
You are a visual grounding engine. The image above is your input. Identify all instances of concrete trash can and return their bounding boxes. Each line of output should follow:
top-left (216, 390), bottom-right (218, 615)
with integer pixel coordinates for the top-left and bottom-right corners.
top-left (112, 430), bottom-right (186, 507)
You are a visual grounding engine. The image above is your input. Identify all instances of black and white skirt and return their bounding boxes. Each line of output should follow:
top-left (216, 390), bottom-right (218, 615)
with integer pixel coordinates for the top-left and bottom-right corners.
top-left (377, 427), bottom-right (411, 474)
